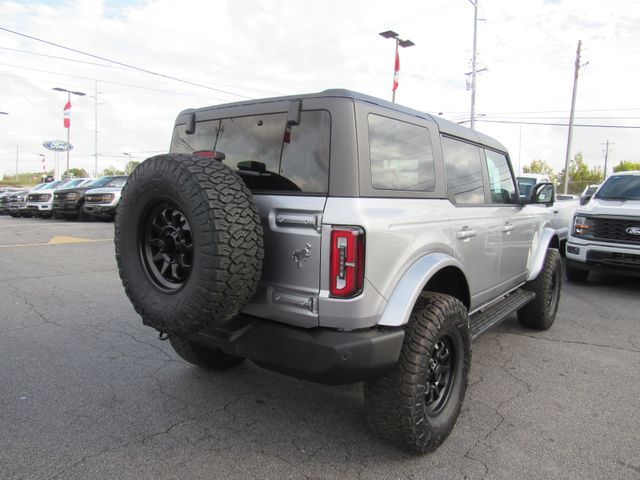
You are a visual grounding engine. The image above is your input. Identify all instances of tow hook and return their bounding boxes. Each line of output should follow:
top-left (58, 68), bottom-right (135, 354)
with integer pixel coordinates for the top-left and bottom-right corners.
top-left (158, 331), bottom-right (169, 341)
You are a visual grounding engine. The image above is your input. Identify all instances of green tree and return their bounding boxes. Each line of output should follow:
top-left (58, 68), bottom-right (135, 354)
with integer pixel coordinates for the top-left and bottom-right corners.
top-left (63, 168), bottom-right (89, 178)
top-left (102, 166), bottom-right (124, 176)
top-left (124, 161), bottom-right (140, 175)
top-left (613, 160), bottom-right (640, 172)
top-left (557, 152), bottom-right (602, 194)
top-left (523, 159), bottom-right (557, 184)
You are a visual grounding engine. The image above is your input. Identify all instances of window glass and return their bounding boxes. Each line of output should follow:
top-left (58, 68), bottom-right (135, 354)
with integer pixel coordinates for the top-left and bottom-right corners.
top-left (485, 150), bottom-right (517, 204)
top-left (442, 136), bottom-right (485, 205)
top-left (170, 110), bottom-right (330, 194)
top-left (368, 114), bottom-right (435, 191)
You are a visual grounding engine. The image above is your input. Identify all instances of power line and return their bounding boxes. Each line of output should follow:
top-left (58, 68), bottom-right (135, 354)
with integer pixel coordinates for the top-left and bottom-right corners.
top-left (474, 119), bottom-right (640, 129)
top-left (0, 26), bottom-right (252, 99)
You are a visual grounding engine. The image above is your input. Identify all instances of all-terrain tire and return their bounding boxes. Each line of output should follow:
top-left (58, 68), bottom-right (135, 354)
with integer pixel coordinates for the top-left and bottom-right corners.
top-left (115, 154), bottom-right (264, 336)
top-left (518, 249), bottom-right (561, 330)
top-left (565, 262), bottom-right (589, 282)
top-left (169, 336), bottom-right (245, 371)
top-left (364, 292), bottom-right (471, 454)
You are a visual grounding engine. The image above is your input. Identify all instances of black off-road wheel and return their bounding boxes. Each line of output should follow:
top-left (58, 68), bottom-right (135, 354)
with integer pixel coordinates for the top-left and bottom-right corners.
top-left (518, 249), bottom-right (561, 330)
top-left (364, 292), bottom-right (471, 454)
top-left (115, 154), bottom-right (264, 336)
top-left (565, 261), bottom-right (589, 282)
top-left (169, 336), bottom-right (245, 371)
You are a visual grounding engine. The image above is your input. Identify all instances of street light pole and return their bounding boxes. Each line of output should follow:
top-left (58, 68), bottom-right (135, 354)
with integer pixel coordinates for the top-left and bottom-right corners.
top-left (379, 30), bottom-right (415, 103)
top-left (53, 87), bottom-right (86, 177)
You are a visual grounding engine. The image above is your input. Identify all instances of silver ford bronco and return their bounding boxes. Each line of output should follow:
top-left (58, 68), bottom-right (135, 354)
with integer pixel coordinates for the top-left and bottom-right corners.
top-left (115, 89), bottom-right (561, 454)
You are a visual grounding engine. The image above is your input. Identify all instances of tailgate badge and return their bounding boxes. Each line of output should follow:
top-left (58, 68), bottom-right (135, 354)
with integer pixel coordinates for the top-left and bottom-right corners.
top-left (293, 243), bottom-right (312, 268)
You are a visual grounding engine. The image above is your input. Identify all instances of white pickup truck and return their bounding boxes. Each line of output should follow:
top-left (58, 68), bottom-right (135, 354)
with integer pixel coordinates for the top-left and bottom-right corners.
top-left (517, 174), bottom-right (579, 252)
top-left (566, 170), bottom-right (640, 281)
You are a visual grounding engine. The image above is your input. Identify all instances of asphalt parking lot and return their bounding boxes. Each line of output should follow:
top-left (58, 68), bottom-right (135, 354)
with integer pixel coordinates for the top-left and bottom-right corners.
top-left (1, 215), bottom-right (638, 480)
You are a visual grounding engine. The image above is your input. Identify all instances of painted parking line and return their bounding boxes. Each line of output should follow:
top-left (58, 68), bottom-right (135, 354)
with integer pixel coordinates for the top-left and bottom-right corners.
top-left (0, 237), bottom-right (112, 248)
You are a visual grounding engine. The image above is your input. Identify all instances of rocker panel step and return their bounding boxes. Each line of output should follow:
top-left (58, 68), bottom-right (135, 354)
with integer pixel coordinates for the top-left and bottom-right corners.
top-left (469, 289), bottom-right (536, 340)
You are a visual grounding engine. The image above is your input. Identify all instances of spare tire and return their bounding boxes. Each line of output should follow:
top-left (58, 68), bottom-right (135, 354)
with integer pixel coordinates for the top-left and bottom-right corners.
top-left (115, 154), bottom-right (264, 336)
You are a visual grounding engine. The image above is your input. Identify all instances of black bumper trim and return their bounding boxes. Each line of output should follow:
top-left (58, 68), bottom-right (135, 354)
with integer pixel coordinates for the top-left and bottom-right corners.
top-left (567, 258), bottom-right (640, 277)
top-left (188, 316), bottom-right (405, 385)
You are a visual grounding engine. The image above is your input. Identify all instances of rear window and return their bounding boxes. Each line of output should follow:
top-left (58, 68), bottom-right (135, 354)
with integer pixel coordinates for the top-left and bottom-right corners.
top-left (170, 110), bottom-right (330, 194)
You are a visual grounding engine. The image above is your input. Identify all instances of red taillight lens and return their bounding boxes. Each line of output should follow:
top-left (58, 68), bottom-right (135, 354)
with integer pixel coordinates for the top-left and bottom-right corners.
top-left (330, 227), bottom-right (365, 298)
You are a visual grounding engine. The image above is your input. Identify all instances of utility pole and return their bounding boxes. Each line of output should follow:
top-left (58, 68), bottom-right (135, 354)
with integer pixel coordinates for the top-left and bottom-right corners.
top-left (602, 140), bottom-right (614, 180)
top-left (470, 0), bottom-right (479, 129)
top-left (562, 40), bottom-right (582, 194)
top-left (94, 80), bottom-right (98, 177)
top-left (15, 145), bottom-right (18, 180)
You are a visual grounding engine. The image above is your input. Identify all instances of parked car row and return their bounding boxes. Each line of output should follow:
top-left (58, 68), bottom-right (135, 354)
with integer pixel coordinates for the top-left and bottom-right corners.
top-left (0, 175), bottom-right (128, 221)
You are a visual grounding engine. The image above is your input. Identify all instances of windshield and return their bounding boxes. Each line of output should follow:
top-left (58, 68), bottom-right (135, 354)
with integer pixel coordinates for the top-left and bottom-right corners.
top-left (41, 180), bottom-right (63, 190)
top-left (63, 179), bottom-right (86, 188)
top-left (595, 175), bottom-right (640, 200)
top-left (517, 177), bottom-right (537, 197)
top-left (87, 176), bottom-right (127, 188)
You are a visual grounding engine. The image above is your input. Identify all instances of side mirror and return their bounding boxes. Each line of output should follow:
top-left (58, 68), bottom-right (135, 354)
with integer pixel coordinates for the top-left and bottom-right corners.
top-left (527, 182), bottom-right (555, 206)
top-left (579, 195), bottom-right (592, 206)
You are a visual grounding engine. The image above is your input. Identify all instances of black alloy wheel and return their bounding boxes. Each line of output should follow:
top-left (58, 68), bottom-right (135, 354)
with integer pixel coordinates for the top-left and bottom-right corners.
top-left (425, 335), bottom-right (457, 416)
top-left (141, 202), bottom-right (194, 292)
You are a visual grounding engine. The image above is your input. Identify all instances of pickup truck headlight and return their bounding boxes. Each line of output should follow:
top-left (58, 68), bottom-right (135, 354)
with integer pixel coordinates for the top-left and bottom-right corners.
top-left (86, 193), bottom-right (115, 203)
top-left (573, 215), bottom-right (595, 236)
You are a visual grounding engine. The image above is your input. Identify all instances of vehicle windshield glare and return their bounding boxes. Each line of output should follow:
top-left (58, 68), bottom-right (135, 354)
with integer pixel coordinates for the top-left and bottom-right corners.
top-left (88, 176), bottom-right (126, 188)
top-left (594, 175), bottom-right (640, 201)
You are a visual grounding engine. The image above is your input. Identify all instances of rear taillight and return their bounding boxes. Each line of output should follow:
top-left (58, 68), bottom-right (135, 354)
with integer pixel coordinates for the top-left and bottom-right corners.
top-left (330, 227), bottom-right (365, 298)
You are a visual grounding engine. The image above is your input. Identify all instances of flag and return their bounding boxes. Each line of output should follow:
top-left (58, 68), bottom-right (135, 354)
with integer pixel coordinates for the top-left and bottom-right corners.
top-left (63, 100), bottom-right (71, 128)
top-left (392, 48), bottom-right (400, 92)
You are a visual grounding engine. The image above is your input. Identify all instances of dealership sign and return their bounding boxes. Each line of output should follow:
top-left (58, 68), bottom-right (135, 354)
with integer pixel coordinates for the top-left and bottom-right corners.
top-left (43, 140), bottom-right (73, 152)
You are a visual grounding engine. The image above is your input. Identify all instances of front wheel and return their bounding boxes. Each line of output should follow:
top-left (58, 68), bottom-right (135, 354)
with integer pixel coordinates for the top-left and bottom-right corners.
top-left (518, 249), bottom-right (561, 330)
top-left (364, 292), bottom-right (471, 454)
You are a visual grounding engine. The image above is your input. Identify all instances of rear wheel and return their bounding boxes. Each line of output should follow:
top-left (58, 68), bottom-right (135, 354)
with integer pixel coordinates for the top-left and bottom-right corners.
top-left (364, 292), bottom-right (471, 454)
top-left (169, 336), bottom-right (245, 371)
top-left (115, 154), bottom-right (263, 336)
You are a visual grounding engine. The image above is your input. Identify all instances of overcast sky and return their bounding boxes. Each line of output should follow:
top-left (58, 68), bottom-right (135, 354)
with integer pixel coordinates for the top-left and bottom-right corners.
top-left (1, 0), bottom-right (639, 179)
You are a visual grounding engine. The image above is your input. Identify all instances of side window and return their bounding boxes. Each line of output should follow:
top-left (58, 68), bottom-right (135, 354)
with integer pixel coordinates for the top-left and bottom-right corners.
top-left (484, 149), bottom-right (517, 204)
top-left (442, 136), bottom-right (485, 205)
top-left (368, 114), bottom-right (435, 191)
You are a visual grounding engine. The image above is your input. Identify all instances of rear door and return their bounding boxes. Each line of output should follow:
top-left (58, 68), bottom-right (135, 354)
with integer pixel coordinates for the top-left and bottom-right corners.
top-left (170, 104), bottom-right (331, 327)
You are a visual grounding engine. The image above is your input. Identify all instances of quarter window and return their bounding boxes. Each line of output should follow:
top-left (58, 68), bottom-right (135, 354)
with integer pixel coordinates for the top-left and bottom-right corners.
top-left (442, 136), bottom-right (485, 205)
top-left (368, 114), bottom-right (435, 191)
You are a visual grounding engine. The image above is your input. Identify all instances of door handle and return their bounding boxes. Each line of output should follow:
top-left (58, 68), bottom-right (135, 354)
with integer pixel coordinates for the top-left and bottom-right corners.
top-left (456, 227), bottom-right (477, 239)
top-left (501, 224), bottom-right (515, 233)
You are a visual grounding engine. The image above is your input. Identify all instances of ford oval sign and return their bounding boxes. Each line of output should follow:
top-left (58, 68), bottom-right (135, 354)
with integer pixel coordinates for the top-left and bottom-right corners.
top-left (43, 140), bottom-right (73, 152)
top-left (625, 226), bottom-right (640, 236)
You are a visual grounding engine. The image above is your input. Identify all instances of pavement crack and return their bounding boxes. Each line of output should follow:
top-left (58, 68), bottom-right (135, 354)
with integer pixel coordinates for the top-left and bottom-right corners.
top-left (616, 459), bottom-right (640, 474)
top-left (504, 331), bottom-right (639, 354)
top-left (7, 281), bottom-right (64, 328)
top-left (47, 441), bottom-right (134, 480)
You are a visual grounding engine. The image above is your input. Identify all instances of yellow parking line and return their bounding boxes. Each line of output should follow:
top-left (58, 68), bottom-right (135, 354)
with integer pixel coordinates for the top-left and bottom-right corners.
top-left (0, 238), bottom-right (112, 248)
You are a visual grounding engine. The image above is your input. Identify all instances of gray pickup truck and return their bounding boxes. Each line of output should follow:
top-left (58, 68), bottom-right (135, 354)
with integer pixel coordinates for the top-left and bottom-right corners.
top-left (115, 90), bottom-right (562, 454)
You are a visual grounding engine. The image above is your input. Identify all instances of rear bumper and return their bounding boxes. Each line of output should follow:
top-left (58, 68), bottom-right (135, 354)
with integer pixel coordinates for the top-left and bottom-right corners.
top-left (188, 315), bottom-right (404, 385)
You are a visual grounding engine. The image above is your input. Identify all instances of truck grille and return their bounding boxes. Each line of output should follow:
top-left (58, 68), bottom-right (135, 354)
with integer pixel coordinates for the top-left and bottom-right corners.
top-left (27, 193), bottom-right (51, 202)
top-left (593, 217), bottom-right (640, 244)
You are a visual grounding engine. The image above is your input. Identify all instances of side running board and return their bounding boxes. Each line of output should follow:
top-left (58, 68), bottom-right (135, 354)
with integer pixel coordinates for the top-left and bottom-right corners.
top-left (469, 289), bottom-right (536, 340)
